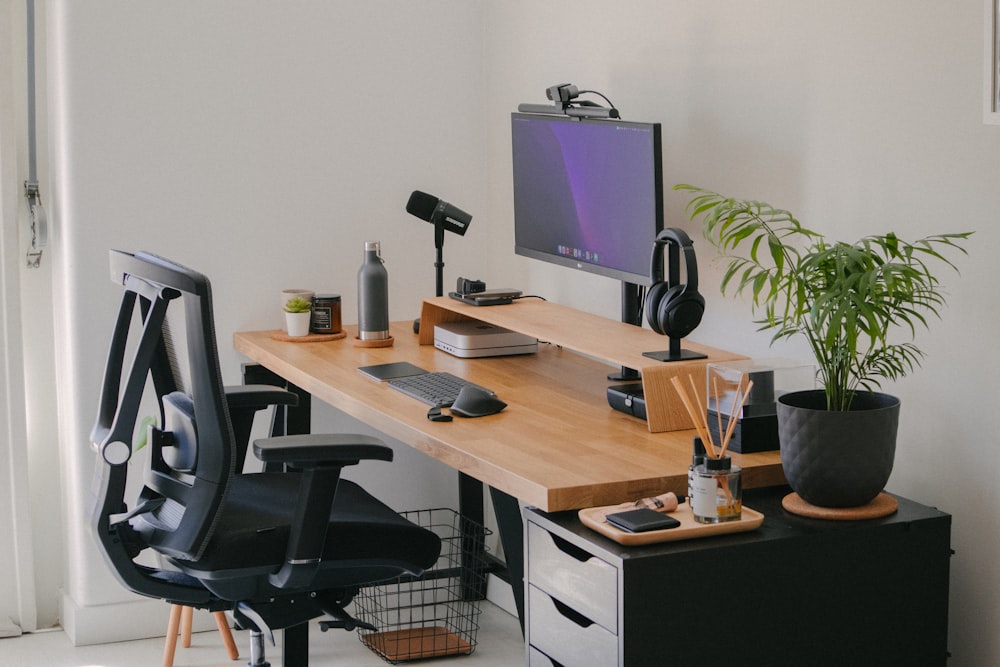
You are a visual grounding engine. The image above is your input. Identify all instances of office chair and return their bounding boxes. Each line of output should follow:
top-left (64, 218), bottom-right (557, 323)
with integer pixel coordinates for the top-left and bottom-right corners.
top-left (91, 250), bottom-right (442, 666)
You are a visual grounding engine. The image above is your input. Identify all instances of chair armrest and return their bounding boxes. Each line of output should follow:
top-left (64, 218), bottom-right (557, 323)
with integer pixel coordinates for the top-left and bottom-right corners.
top-left (226, 385), bottom-right (301, 468)
top-left (253, 433), bottom-right (393, 468)
top-left (256, 433), bottom-right (393, 589)
top-left (224, 384), bottom-right (298, 410)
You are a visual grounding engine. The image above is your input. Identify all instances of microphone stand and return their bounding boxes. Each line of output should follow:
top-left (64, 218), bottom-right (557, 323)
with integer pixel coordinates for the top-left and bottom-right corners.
top-left (414, 221), bottom-right (447, 334)
top-left (434, 221), bottom-right (445, 298)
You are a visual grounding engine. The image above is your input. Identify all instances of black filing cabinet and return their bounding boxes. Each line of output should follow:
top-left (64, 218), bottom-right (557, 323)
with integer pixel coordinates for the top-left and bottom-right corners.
top-left (525, 486), bottom-right (951, 667)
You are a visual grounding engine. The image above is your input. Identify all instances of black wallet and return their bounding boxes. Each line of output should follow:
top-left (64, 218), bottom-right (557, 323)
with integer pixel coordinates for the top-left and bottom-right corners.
top-left (605, 508), bottom-right (681, 533)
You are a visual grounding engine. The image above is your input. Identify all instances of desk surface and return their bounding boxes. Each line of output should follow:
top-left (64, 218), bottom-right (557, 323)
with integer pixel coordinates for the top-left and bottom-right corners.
top-left (234, 322), bottom-right (785, 511)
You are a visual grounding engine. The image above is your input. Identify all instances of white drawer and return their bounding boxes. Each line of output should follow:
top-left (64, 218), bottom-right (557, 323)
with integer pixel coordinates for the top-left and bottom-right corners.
top-left (528, 585), bottom-right (618, 666)
top-left (527, 521), bottom-right (618, 632)
top-left (528, 644), bottom-right (561, 666)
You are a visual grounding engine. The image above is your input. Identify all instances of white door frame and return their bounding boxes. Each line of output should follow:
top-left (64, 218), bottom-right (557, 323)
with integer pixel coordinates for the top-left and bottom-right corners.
top-left (0, 0), bottom-right (39, 635)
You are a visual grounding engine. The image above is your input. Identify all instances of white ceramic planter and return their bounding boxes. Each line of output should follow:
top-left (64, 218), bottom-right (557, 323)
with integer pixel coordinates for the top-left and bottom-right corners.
top-left (285, 311), bottom-right (311, 337)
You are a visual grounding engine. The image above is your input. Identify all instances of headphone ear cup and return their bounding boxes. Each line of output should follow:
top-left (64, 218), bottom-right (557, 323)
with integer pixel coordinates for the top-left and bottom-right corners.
top-left (644, 281), bottom-right (671, 335)
top-left (657, 283), bottom-right (686, 334)
top-left (660, 287), bottom-right (705, 339)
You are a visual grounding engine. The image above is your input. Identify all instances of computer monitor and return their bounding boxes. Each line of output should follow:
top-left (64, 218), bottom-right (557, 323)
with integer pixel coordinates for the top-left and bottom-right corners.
top-left (511, 112), bottom-right (663, 301)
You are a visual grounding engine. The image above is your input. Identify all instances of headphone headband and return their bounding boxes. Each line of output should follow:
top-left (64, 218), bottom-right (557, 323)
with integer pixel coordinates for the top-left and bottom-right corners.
top-left (649, 227), bottom-right (699, 292)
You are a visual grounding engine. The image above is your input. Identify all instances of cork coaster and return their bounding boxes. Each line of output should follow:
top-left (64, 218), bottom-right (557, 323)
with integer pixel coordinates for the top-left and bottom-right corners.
top-left (782, 491), bottom-right (898, 520)
top-left (353, 335), bottom-right (394, 348)
top-left (268, 330), bottom-right (346, 343)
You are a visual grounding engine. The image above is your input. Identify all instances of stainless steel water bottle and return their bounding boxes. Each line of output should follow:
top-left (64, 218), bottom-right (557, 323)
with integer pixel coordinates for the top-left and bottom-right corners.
top-left (357, 241), bottom-right (389, 340)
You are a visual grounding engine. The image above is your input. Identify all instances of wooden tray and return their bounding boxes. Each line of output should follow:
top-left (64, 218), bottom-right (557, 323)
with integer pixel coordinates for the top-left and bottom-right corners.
top-left (578, 500), bottom-right (764, 546)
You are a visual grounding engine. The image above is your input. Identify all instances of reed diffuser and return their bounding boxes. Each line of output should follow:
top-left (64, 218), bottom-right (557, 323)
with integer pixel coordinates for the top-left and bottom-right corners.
top-left (671, 375), bottom-right (754, 523)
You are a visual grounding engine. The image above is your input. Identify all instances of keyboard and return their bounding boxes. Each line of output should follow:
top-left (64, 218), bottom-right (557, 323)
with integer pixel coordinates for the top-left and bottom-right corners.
top-left (388, 371), bottom-right (486, 407)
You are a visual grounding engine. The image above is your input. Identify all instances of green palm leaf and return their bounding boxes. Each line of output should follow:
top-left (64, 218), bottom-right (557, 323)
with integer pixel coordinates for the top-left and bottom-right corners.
top-left (675, 185), bottom-right (972, 411)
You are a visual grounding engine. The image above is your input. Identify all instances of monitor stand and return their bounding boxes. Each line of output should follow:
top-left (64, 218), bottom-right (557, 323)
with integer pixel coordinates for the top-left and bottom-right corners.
top-left (642, 337), bottom-right (708, 362)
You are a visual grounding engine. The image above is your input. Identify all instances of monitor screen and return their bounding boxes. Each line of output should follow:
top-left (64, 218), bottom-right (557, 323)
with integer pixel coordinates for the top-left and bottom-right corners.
top-left (511, 112), bottom-right (663, 286)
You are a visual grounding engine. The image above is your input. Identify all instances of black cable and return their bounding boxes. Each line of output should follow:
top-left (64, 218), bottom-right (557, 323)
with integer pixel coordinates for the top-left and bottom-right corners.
top-left (577, 89), bottom-right (617, 112)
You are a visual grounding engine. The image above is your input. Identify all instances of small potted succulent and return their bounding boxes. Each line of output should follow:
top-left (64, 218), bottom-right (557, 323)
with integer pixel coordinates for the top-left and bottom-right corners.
top-left (675, 184), bottom-right (971, 508)
top-left (284, 296), bottom-right (312, 337)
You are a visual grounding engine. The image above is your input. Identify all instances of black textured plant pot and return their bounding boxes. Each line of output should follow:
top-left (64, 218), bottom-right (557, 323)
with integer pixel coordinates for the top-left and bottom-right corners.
top-left (777, 390), bottom-right (900, 508)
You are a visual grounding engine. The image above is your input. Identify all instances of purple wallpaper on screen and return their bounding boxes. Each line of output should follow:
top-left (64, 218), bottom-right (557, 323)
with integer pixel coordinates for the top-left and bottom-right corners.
top-left (511, 114), bottom-right (660, 281)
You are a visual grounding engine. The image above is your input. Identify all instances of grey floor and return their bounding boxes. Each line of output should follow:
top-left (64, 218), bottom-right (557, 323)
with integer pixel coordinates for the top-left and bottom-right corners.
top-left (0, 601), bottom-right (524, 667)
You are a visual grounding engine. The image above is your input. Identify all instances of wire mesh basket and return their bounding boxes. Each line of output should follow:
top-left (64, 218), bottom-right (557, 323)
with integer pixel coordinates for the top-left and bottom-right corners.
top-left (353, 508), bottom-right (492, 663)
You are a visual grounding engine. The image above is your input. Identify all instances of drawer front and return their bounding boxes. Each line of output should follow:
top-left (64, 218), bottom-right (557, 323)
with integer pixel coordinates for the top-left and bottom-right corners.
top-left (528, 585), bottom-right (619, 667)
top-left (527, 521), bottom-right (618, 632)
top-left (528, 645), bottom-right (562, 667)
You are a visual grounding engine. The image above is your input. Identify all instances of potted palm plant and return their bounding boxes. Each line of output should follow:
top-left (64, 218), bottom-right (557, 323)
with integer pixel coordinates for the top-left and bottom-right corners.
top-left (675, 184), bottom-right (971, 509)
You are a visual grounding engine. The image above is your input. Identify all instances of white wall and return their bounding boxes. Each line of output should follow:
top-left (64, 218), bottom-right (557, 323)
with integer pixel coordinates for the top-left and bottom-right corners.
top-left (43, 0), bottom-right (487, 644)
top-left (484, 2), bottom-right (1000, 666)
top-left (15, 0), bottom-right (1000, 662)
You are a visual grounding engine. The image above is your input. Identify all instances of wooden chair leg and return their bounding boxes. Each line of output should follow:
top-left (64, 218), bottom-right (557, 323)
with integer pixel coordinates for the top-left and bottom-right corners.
top-left (213, 611), bottom-right (240, 660)
top-left (180, 605), bottom-right (194, 648)
top-left (163, 604), bottom-right (182, 667)
top-left (165, 603), bottom-right (240, 664)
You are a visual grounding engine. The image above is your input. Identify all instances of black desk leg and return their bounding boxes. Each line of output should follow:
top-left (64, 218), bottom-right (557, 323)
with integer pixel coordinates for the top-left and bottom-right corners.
top-left (489, 487), bottom-right (525, 635)
top-left (459, 473), bottom-right (489, 600)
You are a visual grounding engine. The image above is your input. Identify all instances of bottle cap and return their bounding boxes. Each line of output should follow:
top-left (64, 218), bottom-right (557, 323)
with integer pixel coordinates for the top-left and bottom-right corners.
top-left (705, 456), bottom-right (732, 471)
top-left (365, 240), bottom-right (381, 253)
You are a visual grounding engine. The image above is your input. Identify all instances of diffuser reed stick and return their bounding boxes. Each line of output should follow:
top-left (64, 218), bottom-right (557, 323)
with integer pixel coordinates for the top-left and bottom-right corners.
top-left (670, 375), bottom-right (717, 458)
top-left (672, 374), bottom-right (754, 460)
top-left (713, 377), bottom-right (725, 453)
top-left (718, 379), bottom-right (754, 460)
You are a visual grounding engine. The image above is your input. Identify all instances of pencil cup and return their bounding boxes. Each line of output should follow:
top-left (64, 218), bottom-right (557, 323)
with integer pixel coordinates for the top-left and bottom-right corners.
top-left (691, 456), bottom-right (742, 523)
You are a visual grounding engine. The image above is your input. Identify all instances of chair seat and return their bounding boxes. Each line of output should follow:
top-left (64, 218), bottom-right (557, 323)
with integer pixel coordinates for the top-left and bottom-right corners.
top-left (163, 474), bottom-right (441, 595)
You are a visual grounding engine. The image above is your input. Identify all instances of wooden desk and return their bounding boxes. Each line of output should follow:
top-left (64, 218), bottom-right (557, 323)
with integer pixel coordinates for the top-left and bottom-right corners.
top-left (234, 321), bottom-right (785, 512)
top-left (235, 301), bottom-right (785, 653)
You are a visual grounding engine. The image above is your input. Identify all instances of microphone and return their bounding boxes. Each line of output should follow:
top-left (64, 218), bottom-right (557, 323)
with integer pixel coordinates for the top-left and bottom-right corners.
top-left (406, 191), bottom-right (472, 236)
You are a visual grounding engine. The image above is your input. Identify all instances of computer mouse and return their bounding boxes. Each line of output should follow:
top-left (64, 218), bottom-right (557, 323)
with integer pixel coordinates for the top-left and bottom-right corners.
top-left (449, 385), bottom-right (507, 418)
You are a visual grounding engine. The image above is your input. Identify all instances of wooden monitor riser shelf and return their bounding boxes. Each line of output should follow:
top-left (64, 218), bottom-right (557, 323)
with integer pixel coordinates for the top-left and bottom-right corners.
top-left (418, 296), bottom-right (746, 433)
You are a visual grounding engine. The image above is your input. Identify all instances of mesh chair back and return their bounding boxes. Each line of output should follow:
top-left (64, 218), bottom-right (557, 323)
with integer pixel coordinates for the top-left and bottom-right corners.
top-left (92, 250), bottom-right (235, 564)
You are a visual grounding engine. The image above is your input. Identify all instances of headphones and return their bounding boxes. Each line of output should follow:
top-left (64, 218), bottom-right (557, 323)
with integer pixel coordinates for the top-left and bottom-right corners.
top-left (645, 228), bottom-right (705, 338)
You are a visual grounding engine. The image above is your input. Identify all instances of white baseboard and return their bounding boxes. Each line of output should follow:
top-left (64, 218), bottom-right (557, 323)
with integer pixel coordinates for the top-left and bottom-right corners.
top-left (485, 574), bottom-right (517, 617)
top-left (60, 591), bottom-right (216, 646)
top-left (61, 576), bottom-right (517, 647)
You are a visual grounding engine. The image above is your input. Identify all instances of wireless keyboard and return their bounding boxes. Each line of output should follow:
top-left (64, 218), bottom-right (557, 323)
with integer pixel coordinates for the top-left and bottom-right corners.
top-left (388, 371), bottom-right (488, 407)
